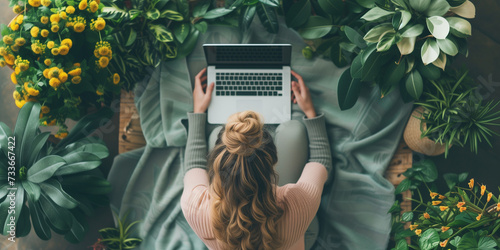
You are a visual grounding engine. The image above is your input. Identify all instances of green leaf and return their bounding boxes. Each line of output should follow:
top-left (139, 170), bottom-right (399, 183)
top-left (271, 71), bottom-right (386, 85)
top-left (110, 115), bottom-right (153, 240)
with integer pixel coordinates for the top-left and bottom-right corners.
top-left (192, 1), bottom-right (210, 17)
top-left (388, 200), bottom-right (401, 213)
top-left (338, 69), bottom-right (362, 110)
top-left (55, 138), bottom-right (109, 160)
top-left (377, 32), bottom-right (397, 52)
top-left (405, 70), bottom-right (423, 100)
top-left (416, 63), bottom-right (441, 80)
top-left (125, 29), bottom-right (137, 47)
top-left (174, 23), bottom-right (189, 43)
top-left (27, 155), bottom-right (66, 183)
top-left (203, 7), bottom-right (234, 19)
top-left (450, 236), bottom-right (461, 247)
top-left (432, 51), bottom-right (447, 70)
top-left (2, 184), bottom-right (23, 234)
top-left (285, 0), bottom-right (311, 28)
top-left (299, 16), bottom-right (333, 40)
top-left (395, 178), bottom-right (411, 194)
top-left (409, 0), bottom-right (431, 13)
top-left (361, 7), bottom-right (394, 21)
top-left (425, 0), bottom-right (451, 16)
top-left (318, 0), bottom-right (344, 16)
top-left (436, 38), bottom-right (458, 56)
top-left (426, 16), bottom-right (449, 40)
top-left (194, 21), bottom-right (208, 33)
top-left (22, 180), bottom-right (41, 202)
top-left (259, 0), bottom-right (279, 7)
top-left (458, 172), bottom-right (468, 183)
top-left (419, 229), bottom-right (440, 250)
top-left (381, 59), bottom-right (406, 96)
top-left (55, 152), bottom-right (102, 176)
top-left (397, 36), bottom-right (416, 55)
top-left (344, 26), bottom-right (367, 49)
top-left (27, 198), bottom-right (51, 240)
top-left (330, 41), bottom-right (349, 68)
top-left (160, 10), bottom-right (184, 21)
top-left (27, 132), bottom-right (50, 168)
top-left (392, 10), bottom-right (412, 31)
top-left (362, 49), bottom-right (392, 81)
top-left (149, 24), bottom-right (174, 43)
top-left (0, 122), bottom-right (13, 157)
top-left (14, 102), bottom-right (40, 168)
top-left (364, 23), bottom-right (394, 43)
top-left (146, 8), bottom-right (161, 20)
top-left (412, 159), bottom-right (438, 182)
top-left (440, 228), bottom-right (453, 240)
top-left (355, 0), bottom-right (375, 8)
top-left (478, 236), bottom-right (497, 249)
top-left (39, 193), bottom-right (73, 232)
top-left (16, 204), bottom-right (31, 237)
top-left (350, 54), bottom-right (363, 79)
top-left (64, 210), bottom-right (87, 244)
top-left (401, 211), bottom-right (413, 222)
top-left (421, 39), bottom-right (440, 65)
top-left (256, 2), bottom-right (279, 34)
top-left (395, 239), bottom-right (409, 250)
top-left (239, 5), bottom-right (257, 32)
top-left (177, 25), bottom-right (200, 58)
top-left (450, 0), bottom-right (475, 18)
top-left (40, 179), bottom-right (79, 209)
top-left (400, 24), bottom-right (424, 38)
top-left (446, 17), bottom-right (472, 38)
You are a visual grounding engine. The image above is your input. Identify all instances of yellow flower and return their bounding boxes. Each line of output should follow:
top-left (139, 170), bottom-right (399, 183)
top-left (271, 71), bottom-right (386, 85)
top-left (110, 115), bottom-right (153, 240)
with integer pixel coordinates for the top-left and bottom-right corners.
top-left (49, 78), bottom-right (61, 88)
top-left (497, 203), bottom-right (500, 212)
top-left (488, 193), bottom-right (493, 202)
top-left (415, 229), bottom-right (422, 236)
top-left (0, 47), bottom-right (6, 56)
top-left (41, 16), bottom-right (49, 24)
top-left (11, 72), bottom-right (17, 84)
top-left (15, 99), bottom-right (26, 108)
top-left (68, 68), bottom-right (82, 76)
top-left (47, 41), bottom-right (55, 49)
top-left (41, 0), bottom-right (51, 6)
top-left (438, 195), bottom-right (446, 200)
top-left (460, 206), bottom-right (467, 213)
top-left (5, 54), bottom-right (15, 65)
top-left (441, 226), bottom-right (450, 232)
top-left (74, 23), bottom-right (85, 33)
top-left (15, 38), bottom-right (26, 46)
top-left (59, 45), bottom-right (69, 55)
top-left (440, 240), bottom-right (448, 248)
top-left (79, 0), bottom-right (87, 10)
top-left (13, 91), bottom-right (21, 100)
top-left (50, 14), bottom-right (60, 23)
top-left (0, 60), bottom-right (5, 67)
top-left (51, 24), bottom-right (59, 33)
top-left (423, 213), bottom-right (430, 219)
top-left (16, 15), bottom-right (24, 25)
top-left (440, 206), bottom-right (448, 211)
top-left (89, 1), bottom-right (98, 12)
top-left (469, 178), bottom-right (474, 189)
top-left (49, 67), bottom-right (60, 78)
top-left (98, 56), bottom-right (109, 68)
top-left (432, 201), bottom-right (442, 206)
top-left (74, 63), bottom-right (80, 67)
top-left (43, 68), bottom-right (50, 78)
top-left (96, 89), bottom-right (104, 95)
top-left (10, 23), bottom-right (19, 31)
top-left (18, 63), bottom-right (29, 72)
top-left (457, 202), bottom-right (465, 208)
top-left (71, 76), bottom-right (81, 84)
top-left (99, 46), bottom-right (110, 56)
top-left (27, 87), bottom-right (39, 96)
top-left (476, 213), bottom-right (482, 221)
top-left (94, 17), bottom-right (106, 31)
top-left (59, 12), bottom-right (67, 20)
top-left (3, 36), bottom-right (13, 45)
top-left (41, 29), bottom-right (49, 37)
top-left (55, 131), bottom-right (68, 139)
top-left (31, 27), bottom-right (40, 37)
top-left (13, 5), bottom-right (23, 14)
top-left (51, 48), bottom-right (60, 55)
top-left (66, 6), bottom-right (75, 14)
top-left (59, 72), bottom-right (68, 82)
top-left (113, 73), bottom-right (120, 84)
top-left (409, 224), bottom-right (418, 231)
top-left (28, 0), bottom-right (41, 7)
top-left (481, 185), bottom-right (486, 196)
top-left (61, 38), bottom-right (73, 49)
top-left (15, 66), bottom-right (21, 75)
top-left (11, 45), bottom-right (20, 52)
top-left (430, 192), bottom-right (438, 199)
top-left (41, 106), bottom-right (50, 114)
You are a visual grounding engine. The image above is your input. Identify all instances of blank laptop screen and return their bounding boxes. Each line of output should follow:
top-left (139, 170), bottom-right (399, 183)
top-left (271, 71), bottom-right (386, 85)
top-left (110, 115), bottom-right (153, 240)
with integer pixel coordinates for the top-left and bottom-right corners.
top-left (204, 44), bottom-right (291, 66)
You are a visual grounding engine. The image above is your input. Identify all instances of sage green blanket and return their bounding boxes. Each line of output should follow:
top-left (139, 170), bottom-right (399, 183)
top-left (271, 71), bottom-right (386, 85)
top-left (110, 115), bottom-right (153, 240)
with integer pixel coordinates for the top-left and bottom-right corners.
top-left (108, 17), bottom-right (413, 250)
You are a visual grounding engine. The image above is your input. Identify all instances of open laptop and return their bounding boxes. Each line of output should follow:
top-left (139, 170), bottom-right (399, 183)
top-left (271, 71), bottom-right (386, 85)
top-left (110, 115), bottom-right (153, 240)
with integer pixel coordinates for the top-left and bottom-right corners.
top-left (203, 44), bottom-right (292, 124)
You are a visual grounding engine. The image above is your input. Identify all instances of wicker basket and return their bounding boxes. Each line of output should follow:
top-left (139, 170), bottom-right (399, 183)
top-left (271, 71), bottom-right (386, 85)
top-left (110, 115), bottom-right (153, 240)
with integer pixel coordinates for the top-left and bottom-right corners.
top-left (403, 106), bottom-right (449, 156)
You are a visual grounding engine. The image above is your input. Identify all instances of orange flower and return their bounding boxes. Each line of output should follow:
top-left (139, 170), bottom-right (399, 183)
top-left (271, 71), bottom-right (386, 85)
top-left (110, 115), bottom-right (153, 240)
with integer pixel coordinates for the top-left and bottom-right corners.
top-left (468, 178), bottom-right (474, 189)
top-left (476, 213), bottom-right (482, 221)
top-left (438, 195), bottom-right (446, 200)
top-left (430, 192), bottom-right (438, 199)
top-left (440, 206), bottom-right (448, 211)
top-left (487, 193), bottom-right (493, 202)
top-left (441, 226), bottom-right (450, 232)
top-left (481, 185), bottom-right (486, 196)
top-left (460, 207), bottom-right (467, 213)
top-left (415, 229), bottom-right (422, 236)
top-left (432, 201), bottom-right (442, 206)
top-left (423, 213), bottom-right (430, 219)
top-left (410, 224), bottom-right (418, 231)
top-left (497, 203), bottom-right (500, 212)
top-left (457, 202), bottom-right (465, 208)
top-left (440, 239), bottom-right (448, 247)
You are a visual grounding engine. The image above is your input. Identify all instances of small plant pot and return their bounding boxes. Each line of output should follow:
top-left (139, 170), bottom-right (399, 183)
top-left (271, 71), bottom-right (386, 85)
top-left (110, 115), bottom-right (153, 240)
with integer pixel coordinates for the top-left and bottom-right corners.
top-left (403, 106), bottom-right (450, 156)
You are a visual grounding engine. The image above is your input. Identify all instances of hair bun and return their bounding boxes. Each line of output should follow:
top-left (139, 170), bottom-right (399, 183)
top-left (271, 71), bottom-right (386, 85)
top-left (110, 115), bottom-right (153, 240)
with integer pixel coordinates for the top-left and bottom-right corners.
top-left (222, 111), bottom-right (264, 156)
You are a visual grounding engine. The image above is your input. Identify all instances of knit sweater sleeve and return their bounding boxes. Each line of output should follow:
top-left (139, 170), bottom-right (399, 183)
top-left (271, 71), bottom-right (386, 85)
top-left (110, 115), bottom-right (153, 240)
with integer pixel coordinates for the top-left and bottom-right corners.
top-left (303, 113), bottom-right (332, 174)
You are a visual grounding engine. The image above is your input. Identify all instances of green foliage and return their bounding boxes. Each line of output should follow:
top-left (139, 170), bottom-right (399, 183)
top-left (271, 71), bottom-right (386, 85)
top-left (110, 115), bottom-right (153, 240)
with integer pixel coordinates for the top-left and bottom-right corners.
top-left (96, 210), bottom-right (142, 250)
top-left (0, 102), bottom-right (111, 243)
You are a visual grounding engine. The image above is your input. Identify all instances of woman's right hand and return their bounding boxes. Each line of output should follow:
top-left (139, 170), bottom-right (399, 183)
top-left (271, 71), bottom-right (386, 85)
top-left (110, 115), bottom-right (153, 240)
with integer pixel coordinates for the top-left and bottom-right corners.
top-left (291, 70), bottom-right (316, 119)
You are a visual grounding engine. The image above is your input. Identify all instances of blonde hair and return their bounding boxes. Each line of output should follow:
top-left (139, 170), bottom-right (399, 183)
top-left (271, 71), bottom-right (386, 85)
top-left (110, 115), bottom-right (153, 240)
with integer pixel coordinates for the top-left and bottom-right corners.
top-left (207, 111), bottom-right (284, 249)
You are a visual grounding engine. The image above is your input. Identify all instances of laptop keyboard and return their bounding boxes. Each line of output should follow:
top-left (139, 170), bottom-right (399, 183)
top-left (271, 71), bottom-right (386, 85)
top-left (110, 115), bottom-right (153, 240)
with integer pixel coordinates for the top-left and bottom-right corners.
top-left (215, 72), bottom-right (283, 96)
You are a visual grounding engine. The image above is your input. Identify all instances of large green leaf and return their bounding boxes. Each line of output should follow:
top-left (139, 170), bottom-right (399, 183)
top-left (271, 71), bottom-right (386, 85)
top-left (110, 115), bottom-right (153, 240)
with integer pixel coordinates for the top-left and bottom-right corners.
top-left (0, 122), bottom-right (13, 157)
top-left (419, 229), bottom-right (440, 250)
top-left (361, 7), bottom-right (394, 21)
top-left (412, 159), bottom-right (438, 182)
top-left (364, 23), bottom-right (394, 43)
top-left (194, 21), bottom-right (208, 33)
top-left (2, 184), bottom-right (24, 234)
top-left (330, 40), bottom-right (349, 68)
top-left (426, 16), bottom-right (449, 40)
top-left (318, 0), bottom-right (344, 16)
top-left (355, 0), bottom-right (375, 8)
top-left (55, 137), bottom-right (109, 159)
top-left (173, 23), bottom-right (189, 44)
top-left (397, 36), bottom-right (416, 55)
top-left (450, 0), bottom-right (475, 18)
top-left (55, 152), bottom-right (102, 176)
top-left (395, 178), bottom-right (411, 194)
top-left (376, 32), bottom-right (398, 52)
top-left (14, 102), bottom-right (40, 168)
top-left (62, 175), bottom-right (112, 195)
top-left (145, 8), bottom-right (161, 20)
top-left (425, 0), bottom-right (450, 16)
top-left (149, 24), bottom-right (174, 43)
top-left (338, 69), bottom-right (362, 110)
top-left (40, 179), bottom-right (79, 209)
top-left (409, 0), bottom-right (431, 13)
top-left (192, 1), bottom-right (210, 17)
top-left (176, 25), bottom-right (200, 58)
top-left (285, 0), bottom-right (311, 28)
top-left (344, 26), bottom-right (367, 49)
top-left (160, 10), bottom-right (184, 21)
top-left (350, 54), bottom-right (363, 79)
top-left (362, 49), bottom-right (392, 81)
top-left (299, 16), bottom-right (333, 40)
top-left (16, 204), bottom-right (31, 237)
top-left (405, 70), bottom-right (423, 100)
top-left (417, 63), bottom-right (441, 80)
top-left (27, 132), bottom-right (50, 168)
top-left (27, 155), bottom-right (66, 183)
top-left (446, 17), bottom-right (472, 38)
top-left (239, 5), bottom-right (256, 32)
top-left (203, 7), bottom-right (234, 19)
top-left (392, 10), bottom-right (411, 31)
top-left (64, 209), bottom-right (88, 244)
top-left (400, 24), bottom-right (424, 38)
top-left (421, 39), bottom-right (440, 65)
top-left (257, 2), bottom-right (279, 34)
top-left (380, 59), bottom-right (406, 97)
top-left (22, 180), bottom-right (41, 202)
top-left (39, 193), bottom-right (73, 232)
top-left (28, 198), bottom-right (51, 240)
top-left (436, 38), bottom-right (458, 56)
top-left (259, 0), bottom-right (279, 7)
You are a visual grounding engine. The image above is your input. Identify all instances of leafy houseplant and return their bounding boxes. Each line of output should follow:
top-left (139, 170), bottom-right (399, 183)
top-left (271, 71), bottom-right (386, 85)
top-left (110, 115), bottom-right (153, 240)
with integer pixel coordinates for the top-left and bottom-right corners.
top-left (92, 210), bottom-right (142, 250)
top-left (406, 69), bottom-right (500, 157)
top-left (389, 159), bottom-right (500, 250)
top-left (1, 0), bottom-right (121, 136)
top-left (0, 102), bottom-right (112, 243)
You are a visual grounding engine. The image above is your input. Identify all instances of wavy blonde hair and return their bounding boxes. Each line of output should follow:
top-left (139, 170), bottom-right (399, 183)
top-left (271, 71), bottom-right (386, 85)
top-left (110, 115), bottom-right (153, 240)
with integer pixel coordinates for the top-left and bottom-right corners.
top-left (207, 111), bottom-right (284, 249)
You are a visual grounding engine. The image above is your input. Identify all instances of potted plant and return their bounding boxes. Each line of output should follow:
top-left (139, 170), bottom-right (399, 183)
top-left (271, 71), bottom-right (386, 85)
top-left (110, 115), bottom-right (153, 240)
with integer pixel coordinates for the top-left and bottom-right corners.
top-left (389, 159), bottom-right (500, 249)
top-left (0, 102), bottom-right (112, 243)
top-left (403, 69), bottom-right (500, 157)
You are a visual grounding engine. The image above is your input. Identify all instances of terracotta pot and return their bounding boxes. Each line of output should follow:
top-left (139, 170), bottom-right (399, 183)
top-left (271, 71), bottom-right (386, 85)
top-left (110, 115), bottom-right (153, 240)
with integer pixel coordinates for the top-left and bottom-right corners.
top-left (403, 106), bottom-right (450, 156)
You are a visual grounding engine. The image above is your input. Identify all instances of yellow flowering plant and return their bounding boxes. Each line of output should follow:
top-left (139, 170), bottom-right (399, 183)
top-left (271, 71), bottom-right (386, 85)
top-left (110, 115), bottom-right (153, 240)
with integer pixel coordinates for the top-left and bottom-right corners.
top-left (389, 159), bottom-right (500, 250)
top-left (1, 0), bottom-right (121, 136)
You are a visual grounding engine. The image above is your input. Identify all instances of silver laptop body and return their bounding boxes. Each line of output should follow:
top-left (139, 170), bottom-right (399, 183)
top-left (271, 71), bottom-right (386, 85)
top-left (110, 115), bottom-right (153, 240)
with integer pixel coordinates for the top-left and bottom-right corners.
top-left (204, 44), bottom-right (292, 124)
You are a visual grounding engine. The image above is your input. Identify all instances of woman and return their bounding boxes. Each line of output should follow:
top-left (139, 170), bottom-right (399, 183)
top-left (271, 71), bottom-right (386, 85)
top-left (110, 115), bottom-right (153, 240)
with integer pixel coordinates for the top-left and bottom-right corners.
top-left (181, 68), bottom-right (332, 249)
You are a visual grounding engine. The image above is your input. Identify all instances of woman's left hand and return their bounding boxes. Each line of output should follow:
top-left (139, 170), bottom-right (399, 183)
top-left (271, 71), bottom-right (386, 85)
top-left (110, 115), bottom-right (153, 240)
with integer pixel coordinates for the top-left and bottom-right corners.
top-left (193, 68), bottom-right (215, 113)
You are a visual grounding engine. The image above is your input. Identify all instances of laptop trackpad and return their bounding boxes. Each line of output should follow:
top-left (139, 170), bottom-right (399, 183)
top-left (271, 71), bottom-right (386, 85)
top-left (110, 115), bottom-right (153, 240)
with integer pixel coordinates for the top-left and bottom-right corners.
top-left (236, 100), bottom-right (263, 114)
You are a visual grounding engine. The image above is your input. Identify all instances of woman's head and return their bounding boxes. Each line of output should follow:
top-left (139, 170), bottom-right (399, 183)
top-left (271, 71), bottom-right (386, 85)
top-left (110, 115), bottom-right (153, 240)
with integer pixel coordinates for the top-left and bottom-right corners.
top-left (207, 110), bottom-right (283, 249)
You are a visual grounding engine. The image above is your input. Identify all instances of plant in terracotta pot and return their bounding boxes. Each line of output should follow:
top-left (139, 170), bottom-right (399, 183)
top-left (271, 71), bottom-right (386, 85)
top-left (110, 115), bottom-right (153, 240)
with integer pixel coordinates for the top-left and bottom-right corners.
top-left (404, 69), bottom-right (500, 157)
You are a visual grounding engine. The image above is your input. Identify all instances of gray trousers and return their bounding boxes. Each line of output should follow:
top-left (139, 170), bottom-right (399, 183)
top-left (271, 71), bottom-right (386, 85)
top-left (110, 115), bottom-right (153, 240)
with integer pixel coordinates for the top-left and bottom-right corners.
top-left (208, 120), bottom-right (319, 249)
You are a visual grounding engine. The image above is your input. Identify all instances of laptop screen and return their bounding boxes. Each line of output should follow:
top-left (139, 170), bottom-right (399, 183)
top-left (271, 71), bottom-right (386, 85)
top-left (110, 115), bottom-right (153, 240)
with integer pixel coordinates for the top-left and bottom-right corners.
top-left (204, 44), bottom-right (291, 67)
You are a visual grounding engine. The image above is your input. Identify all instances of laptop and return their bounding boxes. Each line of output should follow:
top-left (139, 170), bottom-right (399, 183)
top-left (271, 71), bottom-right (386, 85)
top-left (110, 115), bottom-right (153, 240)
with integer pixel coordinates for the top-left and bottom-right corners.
top-left (203, 44), bottom-right (292, 124)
